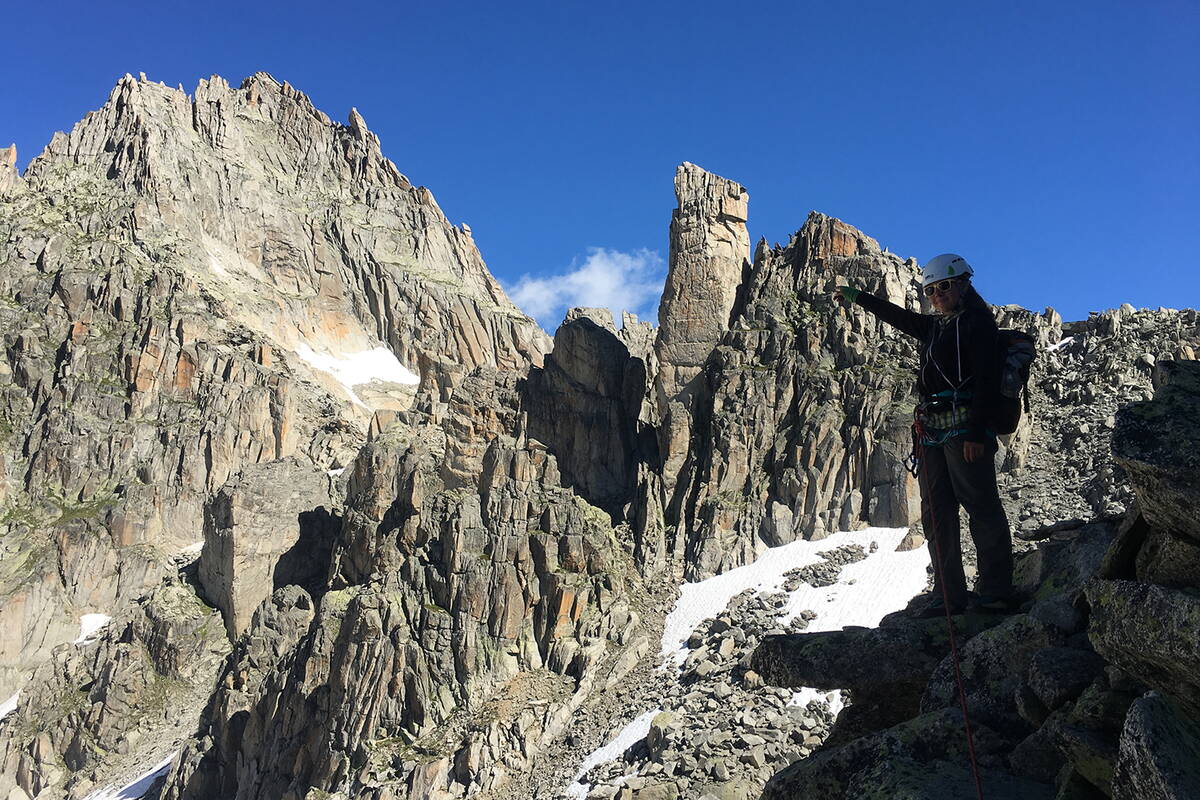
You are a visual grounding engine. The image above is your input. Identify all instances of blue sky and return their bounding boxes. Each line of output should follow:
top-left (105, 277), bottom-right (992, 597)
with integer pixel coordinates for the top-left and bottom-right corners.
top-left (3, 1), bottom-right (1196, 329)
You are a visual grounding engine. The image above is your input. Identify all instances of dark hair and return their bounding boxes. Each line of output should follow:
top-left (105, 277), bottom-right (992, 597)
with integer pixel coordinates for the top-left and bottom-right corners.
top-left (961, 280), bottom-right (990, 313)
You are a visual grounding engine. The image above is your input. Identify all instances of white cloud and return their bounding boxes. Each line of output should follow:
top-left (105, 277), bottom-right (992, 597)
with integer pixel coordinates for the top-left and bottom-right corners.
top-left (507, 248), bottom-right (665, 331)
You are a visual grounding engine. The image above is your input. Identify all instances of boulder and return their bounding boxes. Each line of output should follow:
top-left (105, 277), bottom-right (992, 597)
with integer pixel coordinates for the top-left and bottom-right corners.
top-left (1025, 647), bottom-right (1106, 712)
top-left (1134, 526), bottom-right (1200, 589)
top-left (1111, 360), bottom-right (1200, 546)
top-left (1086, 579), bottom-right (1200, 718)
top-left (1111, 692), bottom-right (1200, 799)
top-left (1012, 519), bottom-right (1116, 600)
top-left (1008, 722), bottom-right (1065, 783)
top-left (1097, 503), bottom-right (1149, 580)
top-left (754, 623), bottom-right (947, 694)
top-left (921, 615), bottom-right (1061, 735)
top-left (760, 708), bottom-right (1051, 800)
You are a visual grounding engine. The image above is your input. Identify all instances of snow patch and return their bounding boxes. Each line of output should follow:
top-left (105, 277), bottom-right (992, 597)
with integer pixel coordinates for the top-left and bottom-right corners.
top-left (294, 341), bottom-right (419, 408)
top-left (566, 709), bottom-right (661, 799)
top-left (561, 528), bottom-right (928, 799)
top-left (74, 614), bottom-right (113, 645)
top-left (1047, 336), bottom-right (1075, 352)
top-left (177, 541), bottom-right (204, 557)
top-left (83, 751), bottom-right (177, 800)
top-left (0, 690), bottom-right (19, 721)
top-left (327, 467), bottom-right (346, 477)
top-left (661, 527), bottom-right (928, 666)
top-left (790, 687), bottom-right (846, 719)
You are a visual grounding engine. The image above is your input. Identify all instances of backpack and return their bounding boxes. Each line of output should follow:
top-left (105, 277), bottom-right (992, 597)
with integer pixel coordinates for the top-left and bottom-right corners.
top-left (993, 329), bottom-right (1036, 435)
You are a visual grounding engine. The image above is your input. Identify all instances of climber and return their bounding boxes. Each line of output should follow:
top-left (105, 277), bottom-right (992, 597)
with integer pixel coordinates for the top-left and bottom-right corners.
top-left (836, 255), bottom-right (1014, 618)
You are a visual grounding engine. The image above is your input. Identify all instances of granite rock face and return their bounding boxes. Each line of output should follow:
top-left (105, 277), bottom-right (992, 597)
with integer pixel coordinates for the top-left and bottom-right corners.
top-left (670, 213), bottom-right (926, 578)
top-left (0, 72), bottom-right (546, 799)
top-left (1111, 692), bottom-right (1200, 800)
top-left (524, 308), bottom-right (658, 520)
top-left (0, 145), bottom-right (20, 195)
top-left (0, 576), bottom-right (230, 799)
top-left (654, 163), bottom-right (749, 506)
top-left (0, 72), bottom-right (546, 693)
top-left (198, 458), bottom-right (341, 638)
top-left (162, 366), bottom-right (648, 800)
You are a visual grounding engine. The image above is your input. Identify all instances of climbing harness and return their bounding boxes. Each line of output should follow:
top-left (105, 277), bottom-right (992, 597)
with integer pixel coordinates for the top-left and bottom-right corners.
top-left (905, 315), bottom-right (981, 475)
top-left (904, 390), bottom-right (974, 476)
top-left (918, 437), bottom-right (986, 800)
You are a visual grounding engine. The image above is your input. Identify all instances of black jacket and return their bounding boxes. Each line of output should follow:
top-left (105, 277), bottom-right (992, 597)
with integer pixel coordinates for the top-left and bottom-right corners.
top-left (854, 289), bottom-right (1000, 443)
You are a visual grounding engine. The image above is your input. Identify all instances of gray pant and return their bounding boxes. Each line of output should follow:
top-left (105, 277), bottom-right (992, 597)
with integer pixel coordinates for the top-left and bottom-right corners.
top-left (918, 437), bottom-right (1013, 608)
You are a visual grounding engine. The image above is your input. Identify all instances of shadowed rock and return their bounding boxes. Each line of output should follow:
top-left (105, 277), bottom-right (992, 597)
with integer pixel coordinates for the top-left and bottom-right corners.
top-left (1086, 579), bottom-right (1200, 719)
top-left (1112, 692), bottom-right (1200, 799)
top-left (199, 458), bottom-right (338, 638)
top-left (1112, 360), bottom-right (1200, 551)
top-left (761, 708), bottom-right (1052, 800)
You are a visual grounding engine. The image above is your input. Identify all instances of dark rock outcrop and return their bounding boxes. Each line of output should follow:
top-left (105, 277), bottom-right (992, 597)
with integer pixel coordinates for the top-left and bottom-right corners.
top-left (523, 308), bottom-right (658, 520)
top-left (752, 360), bottom-right (1200, 799)
top-left (761, 708), bottom-right (1052, 800)
top-left (1111, 692), bottom-right (1200, 799)
top-left (1112, 358), bottom-right (1200, 587)
top-left (1086, 579), bottom-right (1200, 719)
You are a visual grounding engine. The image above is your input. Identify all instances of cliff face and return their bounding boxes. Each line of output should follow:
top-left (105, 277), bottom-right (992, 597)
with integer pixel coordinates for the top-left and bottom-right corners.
top-left (0, 69), bottom-right (549, 690)
top-left (654, 163), bottom-right (749, 503)
top-left (0, 72), bottom-right (549, 797)
top-left (163, 365), bottom-right (648, 800)
top-left (2, 75), bottom-right (1199, 800)
top-left (668, 213), bottom-right (926, 578)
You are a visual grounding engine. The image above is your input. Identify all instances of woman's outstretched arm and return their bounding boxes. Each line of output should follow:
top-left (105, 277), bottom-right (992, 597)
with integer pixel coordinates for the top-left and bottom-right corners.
top-left (843, 288), bottom-right (934, 342)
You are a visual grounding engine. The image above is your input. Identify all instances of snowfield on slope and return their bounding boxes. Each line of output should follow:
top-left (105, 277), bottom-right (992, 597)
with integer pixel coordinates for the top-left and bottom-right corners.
top-left (662, 526), bottom-right (928, 665)
top-left (0, 691), bottom-right (19, 722)
top-left (567, 526), bottom-right (929, 797)
top-left (295, 341), bottom-right (420, 408)
top-left (73, 614), bottom-right (114, 645)
top-left (82, 751), bottom-right (177, 800)
top-left (565, 709), bottom-right (662, 799)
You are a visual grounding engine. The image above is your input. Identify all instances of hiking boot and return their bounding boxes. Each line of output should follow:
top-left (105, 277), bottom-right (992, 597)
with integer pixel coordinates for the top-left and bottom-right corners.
top-left (912, 598), bottom-right (965, 619)
top-left (969, 594), bottom-right (1018, 613)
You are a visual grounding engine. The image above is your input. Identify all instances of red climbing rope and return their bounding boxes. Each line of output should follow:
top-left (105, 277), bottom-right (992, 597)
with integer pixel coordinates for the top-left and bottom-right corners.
top-left (916, 434), bottom-right (986, 800)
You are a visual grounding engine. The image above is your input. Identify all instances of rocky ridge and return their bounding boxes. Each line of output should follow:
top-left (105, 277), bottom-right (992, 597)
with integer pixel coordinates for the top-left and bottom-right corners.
top-left (750, 360), bottom-right (1200, 799)
top-left (0, 74), bottom-right (1198, 800)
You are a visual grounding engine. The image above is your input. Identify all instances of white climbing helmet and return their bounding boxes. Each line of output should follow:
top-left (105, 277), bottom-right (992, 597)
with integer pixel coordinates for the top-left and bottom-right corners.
top-left (921, 253), bottom-right (974, 287)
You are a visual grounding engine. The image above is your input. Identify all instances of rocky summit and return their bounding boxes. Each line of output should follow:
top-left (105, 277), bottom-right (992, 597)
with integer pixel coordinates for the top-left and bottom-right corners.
top-left (1, 74), bottom-right (1198, 800)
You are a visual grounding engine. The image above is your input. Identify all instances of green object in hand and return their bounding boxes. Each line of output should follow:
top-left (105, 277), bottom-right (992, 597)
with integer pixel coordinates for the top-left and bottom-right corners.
top-left (840, 285), bottom-right (859, 303)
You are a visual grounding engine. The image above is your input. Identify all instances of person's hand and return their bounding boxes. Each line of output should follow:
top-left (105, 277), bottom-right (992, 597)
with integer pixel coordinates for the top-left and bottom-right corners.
top-left (835, 285), bottom-right (859, 306)
top-left (963, 440), bottom-right (985, 463)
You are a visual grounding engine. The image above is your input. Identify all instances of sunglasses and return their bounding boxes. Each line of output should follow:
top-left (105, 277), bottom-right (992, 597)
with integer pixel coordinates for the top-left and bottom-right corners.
top-left (923, 278), bottom-right (963, 297)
